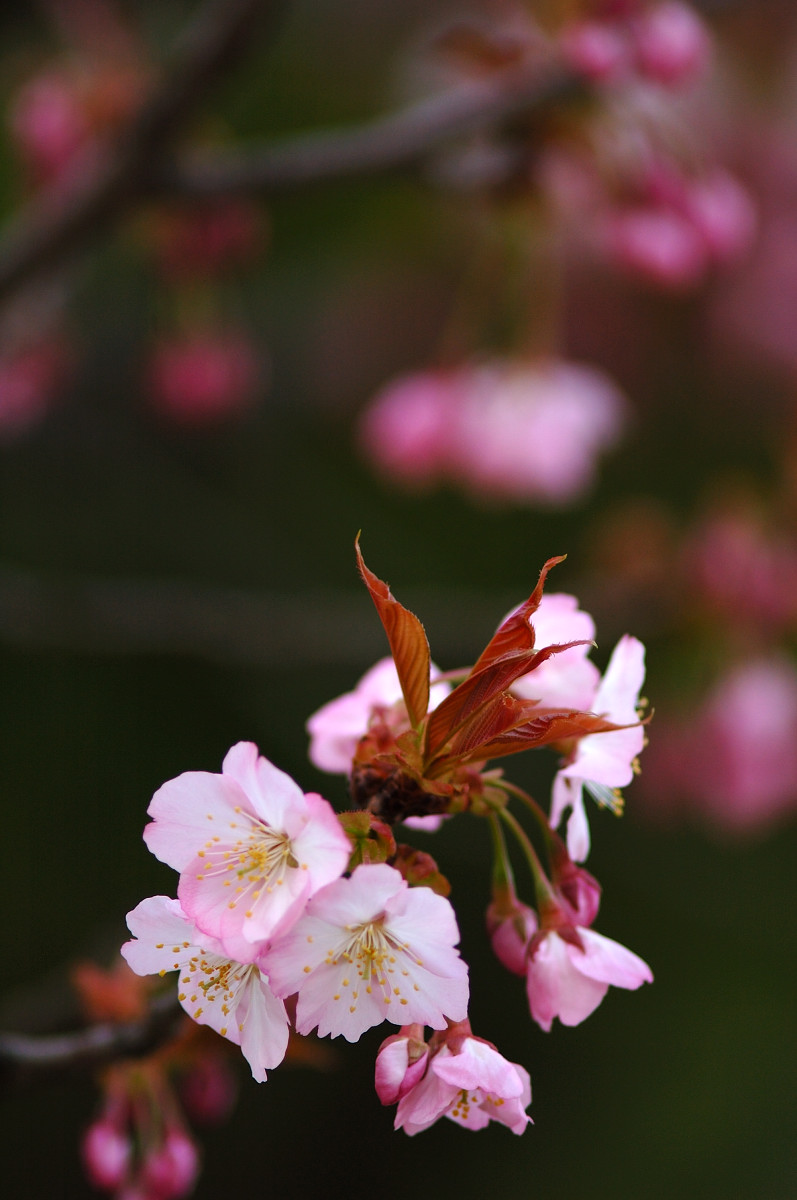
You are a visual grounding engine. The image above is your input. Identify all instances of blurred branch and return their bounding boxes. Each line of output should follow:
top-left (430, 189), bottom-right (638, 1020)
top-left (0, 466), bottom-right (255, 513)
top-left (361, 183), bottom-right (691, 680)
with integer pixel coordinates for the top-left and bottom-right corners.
top-left (0, 992), bottom-right (183, 1085)
top-left (157, 66), bottom-right (580, 196)
top-left (0, 0), bottom-right (282, 306)
top-left (0, 562), bottom-right (518, 666)
top-left (0, 41), bottom-right (579, 309)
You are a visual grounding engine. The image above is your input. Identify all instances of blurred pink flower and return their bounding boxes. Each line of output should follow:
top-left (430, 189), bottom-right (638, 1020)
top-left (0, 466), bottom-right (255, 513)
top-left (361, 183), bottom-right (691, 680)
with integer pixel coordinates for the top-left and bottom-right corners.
top-left (631, 1), bottom-right (711, 86)
top-left (8, 72), bottom-right (90, 184)
top-left (0, 340), bottom-right (71, 437)
top-left (683, 508), bottom-right (797, 629)
top-left (605, 205), bottom-right (710, 289)
top-left (357, 370), bottom-right (458, 488)
top-left (680, 657), bottom-right (797, 831)
top-left (360, 360), bottom-right (626, 506)
top-left (141, 1128), bottom-right (199, 1199)
top-left (147, 333), bottom-right (261, 425)
top-left (452, 361), bottom-right (627, 504)
top-left (560, 20), bottom-right (633, 83)
top-left (82, 1115), bottom-right (132, 1192)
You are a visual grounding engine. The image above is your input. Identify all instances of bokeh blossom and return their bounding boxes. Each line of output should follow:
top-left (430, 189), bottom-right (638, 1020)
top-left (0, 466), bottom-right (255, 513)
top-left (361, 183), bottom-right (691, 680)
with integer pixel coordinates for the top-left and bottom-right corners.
top-left (358, 359), bottom-right (627, 507)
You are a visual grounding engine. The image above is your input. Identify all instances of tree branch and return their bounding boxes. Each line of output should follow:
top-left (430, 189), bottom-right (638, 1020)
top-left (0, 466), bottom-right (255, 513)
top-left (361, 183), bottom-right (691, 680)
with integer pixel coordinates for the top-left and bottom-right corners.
top-left (0, 992), bottom-right (183, 1084)
top-left (157, 66), bottom-right (580, 197)
top-left (0, 0), bottom-right (281, 306)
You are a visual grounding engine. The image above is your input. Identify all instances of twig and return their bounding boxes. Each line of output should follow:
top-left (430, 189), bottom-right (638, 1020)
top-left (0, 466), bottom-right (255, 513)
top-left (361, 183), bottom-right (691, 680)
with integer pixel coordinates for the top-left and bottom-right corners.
top-left (0, 992), bottom-right (184, 1084)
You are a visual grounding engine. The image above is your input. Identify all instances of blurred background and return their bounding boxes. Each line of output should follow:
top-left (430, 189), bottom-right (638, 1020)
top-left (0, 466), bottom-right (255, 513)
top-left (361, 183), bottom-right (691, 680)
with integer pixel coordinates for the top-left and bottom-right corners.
top-left (0, 1), bottom-right (795, 1196)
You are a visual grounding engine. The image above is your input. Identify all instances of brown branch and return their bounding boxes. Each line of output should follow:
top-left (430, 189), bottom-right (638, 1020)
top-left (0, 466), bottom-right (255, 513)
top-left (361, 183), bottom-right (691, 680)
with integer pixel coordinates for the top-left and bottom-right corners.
top-left (0, 52), bottom-right (579, 311)
top-left (157, 66), bottom-right (581, 197)
top-left (0, 0), bottom-right (281, 306)
top-left (0, 992), bottom-right (184, 1085)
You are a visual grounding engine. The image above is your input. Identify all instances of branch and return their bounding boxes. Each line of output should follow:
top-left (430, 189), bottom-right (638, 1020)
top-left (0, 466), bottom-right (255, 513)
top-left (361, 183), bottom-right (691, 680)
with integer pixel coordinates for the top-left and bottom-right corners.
top-left (0, 0), bottom-right (281, 306)
top-left (0, 992), bottom-right (184, 1084)
top-left (157, 66), bottom-right (580, 196)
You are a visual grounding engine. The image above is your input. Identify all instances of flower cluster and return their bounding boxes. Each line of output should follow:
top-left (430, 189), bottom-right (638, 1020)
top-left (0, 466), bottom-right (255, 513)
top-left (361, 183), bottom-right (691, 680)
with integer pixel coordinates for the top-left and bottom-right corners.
top-left (123, 542), bottom-right (651, 1152)
top-left (358, 360), bottom-right (627, 506)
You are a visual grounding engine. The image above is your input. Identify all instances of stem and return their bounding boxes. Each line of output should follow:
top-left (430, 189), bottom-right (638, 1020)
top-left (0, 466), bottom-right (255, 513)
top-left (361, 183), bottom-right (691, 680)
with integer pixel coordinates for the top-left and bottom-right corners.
top-left (495, 805), bottom-right (558, 916)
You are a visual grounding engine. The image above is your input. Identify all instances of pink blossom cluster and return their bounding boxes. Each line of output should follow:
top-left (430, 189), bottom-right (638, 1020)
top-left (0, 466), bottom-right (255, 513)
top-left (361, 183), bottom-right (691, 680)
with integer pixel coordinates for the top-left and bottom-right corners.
top-left (357, 359), bottom-right (627, 505)
top-left (561, 1), bottom-right (711, 88)
top-left (123, 743), bottom-right (470, 1086)
top-left (122, 554), bottom-right (653, 1156)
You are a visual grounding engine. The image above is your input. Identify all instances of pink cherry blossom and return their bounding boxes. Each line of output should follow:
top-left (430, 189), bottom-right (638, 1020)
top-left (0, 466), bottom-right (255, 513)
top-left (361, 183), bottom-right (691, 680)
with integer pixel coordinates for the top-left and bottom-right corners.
top-left (391, 1032), bottom-right (532, 1136)
top-left (450, 361), bottom-right (627, 506)
top-left (307, 656), bottom-right (451, 775)
top-left (121, 895), bottom-right (289, 1083)
top-left (264, 863), bottom-right (469, 1042)
top-left (143, 742), bottom-right (351, 961)
top-left (526, 927), bottom-right (652, 1031)
top-left (510, 592), bottom-right (601, 711)
top-left (551, 634), bottom-right (646, 861)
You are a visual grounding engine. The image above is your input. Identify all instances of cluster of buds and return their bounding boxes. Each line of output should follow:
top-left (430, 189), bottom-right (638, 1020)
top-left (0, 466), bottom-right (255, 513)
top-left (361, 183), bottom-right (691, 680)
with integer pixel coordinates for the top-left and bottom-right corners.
top-left (122, 540), bottom-right (651, 1160)
top-left (73, 960), bottom-right (236, 1199)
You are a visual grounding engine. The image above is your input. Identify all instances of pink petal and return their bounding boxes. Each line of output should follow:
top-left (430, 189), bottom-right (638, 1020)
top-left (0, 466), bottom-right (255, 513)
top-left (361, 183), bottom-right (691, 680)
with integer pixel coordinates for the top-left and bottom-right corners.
top-left (569, 927), bottom-right (653, 989)
top-left (526, 932), bottom-right (609, 1029)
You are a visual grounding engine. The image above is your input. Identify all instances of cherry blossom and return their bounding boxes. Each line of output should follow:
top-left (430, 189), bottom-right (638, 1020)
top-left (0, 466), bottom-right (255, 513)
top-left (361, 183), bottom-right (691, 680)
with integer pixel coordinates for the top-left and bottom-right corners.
top-left (307, 656), bottom-right (450, 775)
top-left (526, 926), bottom-right (652, 1032)
top-left (385, 1026), bottom-right (532, 1136)
top-left (121, 895), bottom-right (289, 1083)
top-left (551, 635), bottom-right (646, 861)
top-left (264, 863), bottom-right (469, 1042)
top-left (143, 742), bottom-right (351, 961)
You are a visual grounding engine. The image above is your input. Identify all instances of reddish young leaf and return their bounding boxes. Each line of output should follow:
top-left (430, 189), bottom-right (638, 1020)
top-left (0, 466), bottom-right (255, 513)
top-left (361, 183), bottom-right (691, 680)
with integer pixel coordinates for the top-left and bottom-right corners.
top-left (470, 555), bottom-right (566, 674)
top-left (424, 637), bottom-right (589, 759)
top-left (463, 708), bottom-right (627, 762)
top-left (355, 537), bottom-right (430, 728)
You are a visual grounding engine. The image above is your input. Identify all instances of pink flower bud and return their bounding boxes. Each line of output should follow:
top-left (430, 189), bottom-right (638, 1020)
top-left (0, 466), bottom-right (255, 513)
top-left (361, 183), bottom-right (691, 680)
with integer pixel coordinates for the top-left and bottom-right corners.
top-left (147, 333), bottom-right (261, 425)
top-left (632, 1), bottom-right (711, 87)
top-left (81, 1118), bottom-right (132, 1191)
top-left (686, 171), bottom-right (757, 264)
top-left (560, 20), bottom-right (632, 83)
top-left (8, 72), bottom-right (89, 184)
top-left (605, 205), bottom-right (709, 289)
top-left (486, 898), bottom-right (537, 976)
top-left (375, 1030), bottom-right (429, 1105)
top-left (142, 1129), bottom-right (200, 1199)
top-left (0, 340), bottom-right (71, 438)
top-left (179, 1051), bottom-right (238, 1126)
